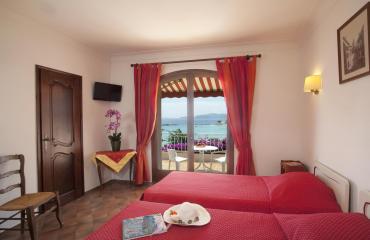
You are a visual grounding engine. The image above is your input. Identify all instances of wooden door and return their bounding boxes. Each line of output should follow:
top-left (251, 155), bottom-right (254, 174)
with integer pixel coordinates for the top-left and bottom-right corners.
top-left (36, 66), bottom-right (84, 205)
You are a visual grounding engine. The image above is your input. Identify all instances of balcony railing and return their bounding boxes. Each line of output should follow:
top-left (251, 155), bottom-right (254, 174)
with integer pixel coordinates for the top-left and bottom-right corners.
top-left (160, 131), bottom-right (227, 172)
top-left (161, 132), bottom-right (226, 152)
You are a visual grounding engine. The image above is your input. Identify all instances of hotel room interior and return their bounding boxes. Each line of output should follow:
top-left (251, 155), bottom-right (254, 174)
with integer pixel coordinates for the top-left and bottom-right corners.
top-left (1, 0), bottom-right (370, 239)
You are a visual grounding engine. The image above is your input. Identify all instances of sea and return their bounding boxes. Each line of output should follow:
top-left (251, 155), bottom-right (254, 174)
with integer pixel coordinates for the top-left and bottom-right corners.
top-left (161, 113), bottom-right (227, 143)
top-left (161, 123), bottom-right (227, 141)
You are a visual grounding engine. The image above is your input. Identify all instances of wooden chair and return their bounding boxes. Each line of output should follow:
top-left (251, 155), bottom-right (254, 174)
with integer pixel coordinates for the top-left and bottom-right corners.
top-left (0, 154), bottom-right (63, 240)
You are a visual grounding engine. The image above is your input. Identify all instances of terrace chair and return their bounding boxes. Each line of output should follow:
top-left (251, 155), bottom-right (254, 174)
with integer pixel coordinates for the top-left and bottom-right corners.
top-left (0, 154), bottom-right (63, 240)
top-left (167, 149), bottom-right (187, 171)
top-left (211, 151), bottom-right (227, 173)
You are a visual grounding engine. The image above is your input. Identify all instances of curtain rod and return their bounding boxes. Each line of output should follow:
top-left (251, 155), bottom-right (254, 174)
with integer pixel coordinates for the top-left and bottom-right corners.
top-left (130, 54), bottom-right (261, 67)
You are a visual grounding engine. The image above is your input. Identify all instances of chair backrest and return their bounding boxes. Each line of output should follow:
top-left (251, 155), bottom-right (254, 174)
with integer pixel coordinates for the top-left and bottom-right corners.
top-left (220, 152), bottom-right (227, 162)
top-left (168, 149), bottom-right (177, 161)
top-left (0, 154), bottom-right (25, 196)
top-left (213, 151), bottom-right (226, 159)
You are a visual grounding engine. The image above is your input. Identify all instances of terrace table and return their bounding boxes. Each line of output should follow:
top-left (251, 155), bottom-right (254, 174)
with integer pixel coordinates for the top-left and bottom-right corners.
top-left (194, 145), bottom-right (218, 171)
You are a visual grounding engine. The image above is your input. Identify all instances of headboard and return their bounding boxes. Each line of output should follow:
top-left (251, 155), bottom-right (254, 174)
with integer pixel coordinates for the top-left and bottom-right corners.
top-left (314, 161), bottom-right (350, 212)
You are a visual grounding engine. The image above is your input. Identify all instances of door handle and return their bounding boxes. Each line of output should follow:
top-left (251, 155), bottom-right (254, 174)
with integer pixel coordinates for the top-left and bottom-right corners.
top-left (42, 136), bottom-right (55, 141)
top-left (42, 136), bottom-right (51, 151)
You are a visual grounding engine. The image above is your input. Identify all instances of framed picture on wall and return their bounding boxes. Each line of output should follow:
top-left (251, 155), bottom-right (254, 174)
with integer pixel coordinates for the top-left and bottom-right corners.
top-left (337, 3), bottom-right (370, 84)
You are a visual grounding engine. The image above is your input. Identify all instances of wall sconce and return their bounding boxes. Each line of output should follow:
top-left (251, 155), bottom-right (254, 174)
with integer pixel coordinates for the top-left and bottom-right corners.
top-left (304, 75), bottom-right (322, 95)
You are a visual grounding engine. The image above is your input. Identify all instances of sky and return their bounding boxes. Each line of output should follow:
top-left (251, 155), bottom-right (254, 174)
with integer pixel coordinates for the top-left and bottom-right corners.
top-left (161, 96), bottom-right (227, 118)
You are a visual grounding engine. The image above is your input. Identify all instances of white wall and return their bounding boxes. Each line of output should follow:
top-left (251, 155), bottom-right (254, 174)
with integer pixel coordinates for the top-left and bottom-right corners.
top-left (3, 0), bottom-right (366, 218)
top-left (302, 0), bottom-right (370, 212)
top-left (0, 5), bottom-right (111, 209)
top-left (110, 41), bottom-right (308, 181)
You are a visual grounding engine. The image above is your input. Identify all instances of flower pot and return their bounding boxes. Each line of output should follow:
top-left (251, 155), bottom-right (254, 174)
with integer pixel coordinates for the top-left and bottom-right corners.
top-left (110, 140), bottom-right (121, 152)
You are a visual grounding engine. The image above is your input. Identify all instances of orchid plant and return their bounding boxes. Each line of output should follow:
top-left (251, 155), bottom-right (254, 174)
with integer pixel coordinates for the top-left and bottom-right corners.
top-left (105, 109), bottom-right (122, 142)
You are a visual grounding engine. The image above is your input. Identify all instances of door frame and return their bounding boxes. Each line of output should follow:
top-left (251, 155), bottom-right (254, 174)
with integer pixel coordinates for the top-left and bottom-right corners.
top-left (152, 69), bottom-right (234, 182)
top-left (35, 65), bottom-right (85, 194)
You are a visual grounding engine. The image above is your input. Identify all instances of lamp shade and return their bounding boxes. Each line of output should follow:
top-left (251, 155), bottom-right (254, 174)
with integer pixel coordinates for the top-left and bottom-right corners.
top-left (304, 75), bottom-right (322, 93)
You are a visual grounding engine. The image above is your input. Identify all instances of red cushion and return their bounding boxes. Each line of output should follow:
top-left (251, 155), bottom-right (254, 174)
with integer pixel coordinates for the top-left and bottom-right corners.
top-left (275, 212), bottom-right (370, 240)
top-left (264, 172), bottom-right (341, 213)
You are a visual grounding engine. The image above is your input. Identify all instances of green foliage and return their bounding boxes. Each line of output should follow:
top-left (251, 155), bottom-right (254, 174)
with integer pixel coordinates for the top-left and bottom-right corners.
top-left (167, 129), bottom-right (187, 144)
top-left (108, 132), bottom-right (121, 141)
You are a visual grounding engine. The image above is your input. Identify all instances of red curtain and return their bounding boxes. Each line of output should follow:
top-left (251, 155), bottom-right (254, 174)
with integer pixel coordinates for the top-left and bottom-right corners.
top-left (216, 57), bottom-right (257, 175)
top-left (134, 63), bottom-right (161, 184)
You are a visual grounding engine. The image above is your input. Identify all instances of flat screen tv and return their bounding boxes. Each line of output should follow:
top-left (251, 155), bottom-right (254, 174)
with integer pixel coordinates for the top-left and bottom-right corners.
top-left (93, 82), bottom-right (122, 102)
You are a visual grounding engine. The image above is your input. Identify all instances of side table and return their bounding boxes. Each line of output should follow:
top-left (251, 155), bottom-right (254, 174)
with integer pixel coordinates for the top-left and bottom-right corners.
top-left (94, 149), bottom-right (136, 185)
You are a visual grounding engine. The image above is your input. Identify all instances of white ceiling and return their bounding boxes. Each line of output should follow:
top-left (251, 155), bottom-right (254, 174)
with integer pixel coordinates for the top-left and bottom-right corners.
top-left (1, 0), bottom-right (323, 54)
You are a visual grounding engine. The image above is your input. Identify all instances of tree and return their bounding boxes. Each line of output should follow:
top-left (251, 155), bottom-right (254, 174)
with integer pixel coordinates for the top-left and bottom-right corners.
top-left (168, 129), bottom-right (187, 144)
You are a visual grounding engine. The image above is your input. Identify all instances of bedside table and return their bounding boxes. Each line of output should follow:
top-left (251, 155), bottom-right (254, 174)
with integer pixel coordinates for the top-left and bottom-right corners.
top-left (281, 160), bottom-right (307, 174)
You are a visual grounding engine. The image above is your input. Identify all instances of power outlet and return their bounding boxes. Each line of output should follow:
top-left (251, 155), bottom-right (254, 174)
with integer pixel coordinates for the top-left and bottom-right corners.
top-left (359, 190), bottom-right (370, 218)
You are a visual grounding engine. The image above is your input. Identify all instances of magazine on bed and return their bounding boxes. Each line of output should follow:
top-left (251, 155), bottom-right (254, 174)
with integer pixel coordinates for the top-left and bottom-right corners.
top-left (122, 213), bottom-right (167, 240)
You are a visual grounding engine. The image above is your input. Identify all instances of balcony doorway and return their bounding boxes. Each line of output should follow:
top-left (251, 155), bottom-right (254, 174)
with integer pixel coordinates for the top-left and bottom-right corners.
top-left (151, 69), bottom-right (234, 181)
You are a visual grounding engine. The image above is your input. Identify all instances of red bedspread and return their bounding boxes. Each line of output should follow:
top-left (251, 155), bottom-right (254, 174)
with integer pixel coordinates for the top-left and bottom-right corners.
top-left (86, 201), bottom-right (370, 240)
top-left (142, 171), bottom-right (341, 213)
top-left (143, 171), bottom-right (271, 212)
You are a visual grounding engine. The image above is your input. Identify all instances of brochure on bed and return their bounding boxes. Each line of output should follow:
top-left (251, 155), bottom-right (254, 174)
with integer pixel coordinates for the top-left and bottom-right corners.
top-left (122, 213), bottom-right (167, 239)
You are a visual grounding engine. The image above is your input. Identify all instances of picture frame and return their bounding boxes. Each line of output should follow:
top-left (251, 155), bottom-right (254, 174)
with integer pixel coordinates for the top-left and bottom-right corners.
top-left (337, 3), bottom-right (370, 84)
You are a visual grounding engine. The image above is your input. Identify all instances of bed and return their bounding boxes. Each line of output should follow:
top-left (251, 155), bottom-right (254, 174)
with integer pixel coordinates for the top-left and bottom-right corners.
top-left (86, 200), bottom-right (370, 240)
top-left (142, 162), bottom-right (349, 213)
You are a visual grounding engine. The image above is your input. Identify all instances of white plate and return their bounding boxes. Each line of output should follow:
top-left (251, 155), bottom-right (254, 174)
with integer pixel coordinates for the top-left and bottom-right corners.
top-left (163, 203), bottom-right (211, 226)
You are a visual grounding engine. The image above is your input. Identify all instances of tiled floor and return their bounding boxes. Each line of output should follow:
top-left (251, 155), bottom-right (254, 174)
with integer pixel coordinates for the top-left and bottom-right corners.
top-left (0, 181), bottom-right (148, 240)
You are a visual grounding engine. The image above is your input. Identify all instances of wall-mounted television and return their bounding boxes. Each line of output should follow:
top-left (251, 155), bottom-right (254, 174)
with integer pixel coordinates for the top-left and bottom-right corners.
top-left (93, 82), bottom-right (122, 102)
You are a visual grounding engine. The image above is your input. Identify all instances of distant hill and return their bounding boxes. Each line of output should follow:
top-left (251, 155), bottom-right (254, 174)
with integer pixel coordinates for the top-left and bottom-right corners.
top-left (162, 113), bottom-right (227, 125)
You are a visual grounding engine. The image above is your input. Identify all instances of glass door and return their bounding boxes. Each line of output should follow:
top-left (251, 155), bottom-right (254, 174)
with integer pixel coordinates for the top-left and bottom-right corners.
top-left (152, 71), bottom-right (194, 180)
top-left (152, 70), bottom-right (233, 181)
top-left (161, 97), bottom-right (189, 171)
top-left (193, 96), bottom-right (228, 173)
